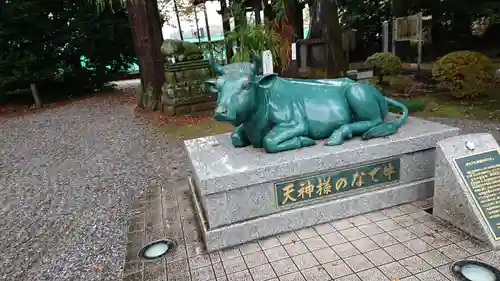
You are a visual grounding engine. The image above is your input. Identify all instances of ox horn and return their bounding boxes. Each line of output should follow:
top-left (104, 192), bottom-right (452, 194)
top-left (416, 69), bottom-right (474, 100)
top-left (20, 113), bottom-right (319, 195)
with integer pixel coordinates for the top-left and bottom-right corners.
top-left (209, 58), bottom-right (224, 75)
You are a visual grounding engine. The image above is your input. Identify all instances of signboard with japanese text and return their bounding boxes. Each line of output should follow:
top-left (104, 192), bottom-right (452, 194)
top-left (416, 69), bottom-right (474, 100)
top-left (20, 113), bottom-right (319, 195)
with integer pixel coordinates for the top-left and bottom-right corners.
top-left (275, 158), bottom-right (401, 207)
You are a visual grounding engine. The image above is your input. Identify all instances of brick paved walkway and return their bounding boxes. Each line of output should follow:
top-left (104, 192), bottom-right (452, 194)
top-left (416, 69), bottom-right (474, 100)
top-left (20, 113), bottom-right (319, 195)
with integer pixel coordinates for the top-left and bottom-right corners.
top-left (123, 180), bottom-right (500, 281)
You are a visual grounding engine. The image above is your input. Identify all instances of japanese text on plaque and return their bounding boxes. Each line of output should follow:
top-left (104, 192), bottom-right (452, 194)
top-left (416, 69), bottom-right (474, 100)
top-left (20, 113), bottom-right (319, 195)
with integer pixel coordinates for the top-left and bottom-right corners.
top-left (275, 159), bottom-right (400, 207)
top-left (454, 149), bottom-right (500, 239)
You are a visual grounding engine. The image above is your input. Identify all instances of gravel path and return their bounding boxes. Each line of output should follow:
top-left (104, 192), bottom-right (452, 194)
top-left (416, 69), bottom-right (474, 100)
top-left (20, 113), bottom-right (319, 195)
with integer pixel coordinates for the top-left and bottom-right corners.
top-left (0, 91), bottom-right (188, 281)
top-left (0, 79), bottom-right (499, 281)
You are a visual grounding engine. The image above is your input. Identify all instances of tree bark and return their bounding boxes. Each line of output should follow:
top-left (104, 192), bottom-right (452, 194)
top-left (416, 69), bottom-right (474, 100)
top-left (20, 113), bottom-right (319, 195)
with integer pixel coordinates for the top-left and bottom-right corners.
top-left (219, 0), bottom-right (233, 63)
top-left (307, 0), bottom-right (347, 77)
top-left (126, 0), bottom-right (165, 111)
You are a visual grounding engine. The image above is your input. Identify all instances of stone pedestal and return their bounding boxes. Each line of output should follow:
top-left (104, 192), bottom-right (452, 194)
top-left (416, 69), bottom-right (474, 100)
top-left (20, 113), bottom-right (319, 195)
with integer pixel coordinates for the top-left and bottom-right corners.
top-left (434, 133), bottom-right (500, 249)
top-left (185, 117), bottom-right (459, 251)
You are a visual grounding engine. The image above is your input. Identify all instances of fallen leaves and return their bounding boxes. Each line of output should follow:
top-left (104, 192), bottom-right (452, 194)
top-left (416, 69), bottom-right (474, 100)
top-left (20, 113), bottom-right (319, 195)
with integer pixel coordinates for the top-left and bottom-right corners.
top-left (93, 265), bottom-right (105, 271)
top-left (391, 278), bottom-right (400, 281)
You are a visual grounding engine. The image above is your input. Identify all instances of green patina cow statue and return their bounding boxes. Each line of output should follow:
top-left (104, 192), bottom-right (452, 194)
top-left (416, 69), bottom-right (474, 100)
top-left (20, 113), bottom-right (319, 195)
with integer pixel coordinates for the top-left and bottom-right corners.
top-left (204, 60), bottom-right (409, 153)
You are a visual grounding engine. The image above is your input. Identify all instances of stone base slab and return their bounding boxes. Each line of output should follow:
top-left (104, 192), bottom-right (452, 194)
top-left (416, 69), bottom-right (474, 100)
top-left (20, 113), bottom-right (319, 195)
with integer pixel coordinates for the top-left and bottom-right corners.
top-left (190, 176), bottom-right (434, 252)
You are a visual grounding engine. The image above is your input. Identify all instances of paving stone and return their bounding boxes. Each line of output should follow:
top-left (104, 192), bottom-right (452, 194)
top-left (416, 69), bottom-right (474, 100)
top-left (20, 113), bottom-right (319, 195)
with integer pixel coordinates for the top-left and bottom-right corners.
top-left (278, 232), bottom-right (301, 245)
top-left (436, 264), bottom-right (454, 280)
top-left (418, 250), bottom-right (452, 267)
top-left (239, 242), bottom-right (261, 255)
top-left (400, 277), bottom-right (419, 281)
top-left (167, 259), bottom-right (189, 277)
top-left (332, 274), bottom-right (360, 281)
top-left (191, 265), bottom-right (215, 281)
top-left (302, 237), bottom-right (328, 251)
top-left (264, 246), bottom-right (289, 262)
top-left (249, 263), bottom-right (277, 281)
top-left (216, 276), bottom-right (229, 281)
top-left (476, 251), bottom-right (500, 268)
top-left (399, 256), bottom-right (432, 274)
top-left (284, 241), bottom-right (309, 257)
top-left (456, 239), bottom-right (490, 255)
top-left (213, 262), bottom-right (226, 277)
top-left (222, 257), bottom-right (247, 275)
top-left (438, 228), bottom-right (468, 243)
top-left (365, 211), bottom-right (390, 222)
top-left (332, 242), bottom-right (361, 258)
top-left (378, 261), bottom-right (412, 279)
top-left (414, 269), bottom-right (449, 281)
top-left (406, 224), bottom-right (435, 238)
top-left (322, 260), bottom-right (353, 279)
top-left (122, 272), bottom-right (142, 281)
top-left (409, 211), bottom-right (433, 223)
top-left (397, 204), bottom-right (423, 214)
top-left (381, 207), bottom-right (405, 218)
top-left (357, 223), bottom-right (385, 236)
top-left (356, 267), bottom-right (390, 281)
top-left (219, 248), bottom-right (241, 261)
top-left (227, 269), bottom-right (252, 281)
top-left (384, 244), bottom-right (414, 260)
top-left (348, 215), bottom-right (372, 226)
top-left (343, 254), bottom-right (374, 272)
top-left (375, 219), bottom-right (402, 231)
top-left (340, 227), bottom-right (366, 241)
top-left (331, 219), bottom-right (356, 230)
top-left (351, 237), bottom-right (380, 253)
top-left (295, 228), bottom-right (318, 240)
top-left (363, 249), bottom-right (395, 266)
top-left (123, 261), bottom-right (143, 276)
top-left (419, 233), bottom-right (452, 248)
top-left (389, 228), bottom-right (418, 242)
top-left (322, 231), bottom-right (348, 246)
top-left (167, 271), bottom-right (191, 281)
top-left (371, 233), bottom-right (399, 248)
top-left (278, 272), bottom-right (305, 281)
top-left (243, 251), bottom-right (268, 268)
top-left (210, 252), bottom-right (222, 263)
top-left (260, 237), bottom-right (282, 250)
top-left (437, 244), bottom-right (469, 260)
top-left (189, 254), bottom-right (212, 269)
top-left (300, 266), bottom-right (331, 281)
top-left (392, 215), bottom-right (418, 227)
top-left (311, 247), bottom-right (340, 264)
top-left (187, 243), bottom-right (207, 258)
top-left (403, 238), bottom-right (433, 254)
top-left (143, 262), bottom-right (166, 281)
top-left (292, 252), bottom-right (319, 270)
top-left (313, 223), bottom-right (336, 235)
top-left (271, 258), bottom-right (299, 276)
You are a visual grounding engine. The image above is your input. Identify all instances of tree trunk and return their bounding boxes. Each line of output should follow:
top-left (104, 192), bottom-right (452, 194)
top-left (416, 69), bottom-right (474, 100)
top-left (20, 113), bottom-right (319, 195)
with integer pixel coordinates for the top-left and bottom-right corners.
top-left (307, 0), bottom-right (347, 77)
top-left (126, 0), bottom-right (165, 111)
top-left (219, 0), bottom-right (233, 63)
top-left (30, 83), bottom-right (42, 108)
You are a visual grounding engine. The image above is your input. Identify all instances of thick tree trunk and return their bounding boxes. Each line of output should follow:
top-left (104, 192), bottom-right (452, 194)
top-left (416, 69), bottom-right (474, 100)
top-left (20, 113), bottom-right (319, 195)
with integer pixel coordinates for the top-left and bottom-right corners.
top-left (307, 0), bottom-right (347, 76)
top-left (126, 0), bottom-right (164, 111)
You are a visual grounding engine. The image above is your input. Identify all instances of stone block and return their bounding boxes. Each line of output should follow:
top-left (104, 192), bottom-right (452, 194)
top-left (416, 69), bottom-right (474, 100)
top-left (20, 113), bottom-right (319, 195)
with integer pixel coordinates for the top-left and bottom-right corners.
top-left (433, 133), bottom-right (500, 249)
top-left (185, 116), bottom-right (459, 251)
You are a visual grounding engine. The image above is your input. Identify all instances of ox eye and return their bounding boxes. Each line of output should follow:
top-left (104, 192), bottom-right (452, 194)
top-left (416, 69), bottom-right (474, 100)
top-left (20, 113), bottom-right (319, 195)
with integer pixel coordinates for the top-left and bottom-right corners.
top-left (243, 83), bottom-right (251, 90)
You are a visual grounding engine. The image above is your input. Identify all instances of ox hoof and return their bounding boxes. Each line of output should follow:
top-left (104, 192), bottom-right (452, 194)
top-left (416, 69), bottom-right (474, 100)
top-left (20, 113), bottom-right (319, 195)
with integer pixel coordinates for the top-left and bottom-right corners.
top-left (298, 136), bottom-right (316, 147)
top-left (325, 137), bottom-right (344, 146)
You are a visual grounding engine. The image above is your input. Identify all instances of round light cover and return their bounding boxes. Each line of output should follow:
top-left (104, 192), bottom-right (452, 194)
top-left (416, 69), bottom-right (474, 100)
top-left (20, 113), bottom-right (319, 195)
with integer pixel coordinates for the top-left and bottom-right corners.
top-left (451, 260), bottom-right (500, 281)
top-left (138, 239), bottom-right (175, 261)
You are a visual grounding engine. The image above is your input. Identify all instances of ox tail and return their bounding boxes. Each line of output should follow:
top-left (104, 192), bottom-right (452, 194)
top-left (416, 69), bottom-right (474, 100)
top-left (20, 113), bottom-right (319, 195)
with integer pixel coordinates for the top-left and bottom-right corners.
top-left (361, 97), bottom-right (409, 140)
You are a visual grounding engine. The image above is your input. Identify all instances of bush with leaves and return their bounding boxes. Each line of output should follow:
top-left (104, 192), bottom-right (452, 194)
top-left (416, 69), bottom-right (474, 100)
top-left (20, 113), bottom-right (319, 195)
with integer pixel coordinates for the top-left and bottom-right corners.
top-left (225, 23), bottom-right (287, 72)
top-left (365, 52), bottom-right (402, 84)
top-left (432, 51), bottom-right (495, 99)
top-left (0, 0), bottom-right (136, 104)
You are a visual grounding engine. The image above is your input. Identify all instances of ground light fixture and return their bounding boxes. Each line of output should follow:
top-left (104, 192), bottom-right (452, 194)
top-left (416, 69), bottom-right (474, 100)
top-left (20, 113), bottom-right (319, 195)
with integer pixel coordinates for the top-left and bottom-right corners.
top-left (138, 239), bottom-right (176, 261)
top-left (451, 260), bottom-right (500, 281)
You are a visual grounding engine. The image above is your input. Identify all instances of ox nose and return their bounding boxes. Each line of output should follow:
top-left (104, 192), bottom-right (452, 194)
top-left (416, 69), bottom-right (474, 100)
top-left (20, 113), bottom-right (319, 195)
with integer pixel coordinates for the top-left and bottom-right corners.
top-left (214, 105), bottom-right (229, 121)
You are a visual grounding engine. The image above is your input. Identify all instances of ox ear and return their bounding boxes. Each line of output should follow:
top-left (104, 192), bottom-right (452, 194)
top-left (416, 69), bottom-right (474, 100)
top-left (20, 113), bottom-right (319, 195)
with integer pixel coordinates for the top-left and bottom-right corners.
top-left (204, 78), bottom-right (218, 93)
top-left (257, 74), bottom-right (277, 89)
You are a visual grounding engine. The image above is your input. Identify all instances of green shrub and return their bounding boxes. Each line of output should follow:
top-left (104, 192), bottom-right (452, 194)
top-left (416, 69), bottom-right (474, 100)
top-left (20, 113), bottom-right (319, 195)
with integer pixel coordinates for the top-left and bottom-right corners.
top-left (365, 52), bottom-right (402, 84)
top-left (432, 51), bottom-right (495, 99)
top-left (389, 99), bottom-right (426, 113)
